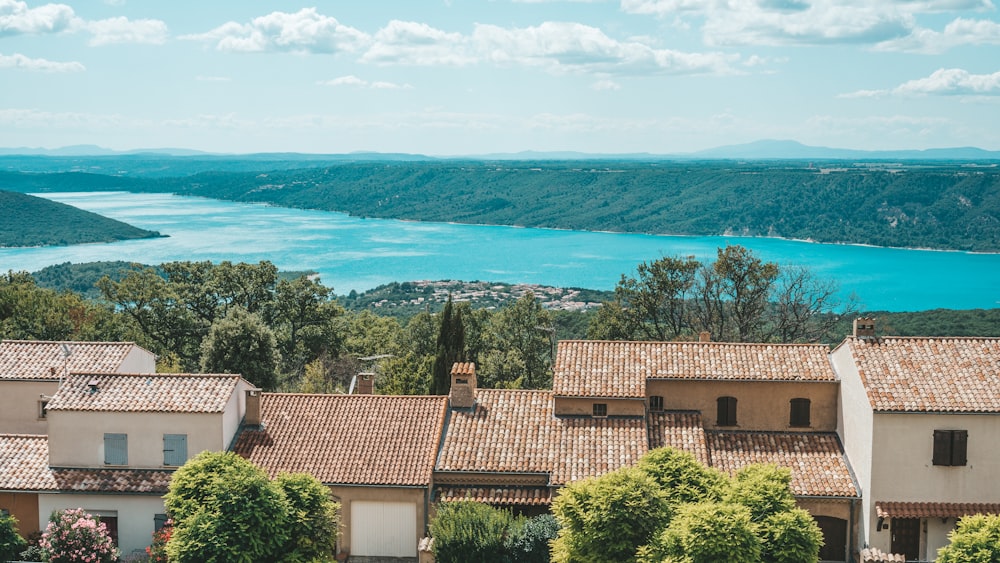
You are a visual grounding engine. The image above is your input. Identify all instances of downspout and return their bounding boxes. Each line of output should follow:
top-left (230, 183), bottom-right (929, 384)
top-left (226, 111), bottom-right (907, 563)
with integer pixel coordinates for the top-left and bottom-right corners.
top-left (849, 497), bottom-right (857, 563)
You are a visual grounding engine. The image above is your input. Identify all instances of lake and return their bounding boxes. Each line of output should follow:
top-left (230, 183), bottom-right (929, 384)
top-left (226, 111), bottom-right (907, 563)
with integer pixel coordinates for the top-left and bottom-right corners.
top-left (2, 191), bottom-right (999, 312)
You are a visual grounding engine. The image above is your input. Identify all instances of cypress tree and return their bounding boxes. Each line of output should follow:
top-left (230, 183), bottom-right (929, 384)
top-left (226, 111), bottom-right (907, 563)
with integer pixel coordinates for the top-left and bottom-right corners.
top-left (433, 296), bottom-right (465, 395)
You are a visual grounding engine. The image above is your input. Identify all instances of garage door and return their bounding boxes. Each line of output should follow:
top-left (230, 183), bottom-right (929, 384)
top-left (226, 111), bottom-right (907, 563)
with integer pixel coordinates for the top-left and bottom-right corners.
top-left (350, 501), bottom-right (418, 557)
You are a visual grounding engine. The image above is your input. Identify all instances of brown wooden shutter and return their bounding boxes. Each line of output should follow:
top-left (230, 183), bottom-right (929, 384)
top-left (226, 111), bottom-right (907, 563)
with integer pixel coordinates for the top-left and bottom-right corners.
top-left (933, 430), bottom-right (952, 466)
top-left (951, 430), bottom-right (968, 466)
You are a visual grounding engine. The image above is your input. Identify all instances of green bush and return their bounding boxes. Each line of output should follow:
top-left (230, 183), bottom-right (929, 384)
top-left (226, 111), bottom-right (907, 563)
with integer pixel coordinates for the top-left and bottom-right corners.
top-left (760, 509), bottom-right (823, 563)
top-left (506, 513), bottom-right (559, 563)
top-left (638, 502), bottom-right (761, 563)
top-left (0, 513), bottom-right (27, 563)
top-left (637, 447), bottom-right (728, 507)
top-left (274, 472), bottom-right (340, 562)
top-left (430, 501), bottom-right (514, 563)
top-left (937, 513), bottom-right (1000, 563)
top-left (725, 464), bottom-right (796, 522)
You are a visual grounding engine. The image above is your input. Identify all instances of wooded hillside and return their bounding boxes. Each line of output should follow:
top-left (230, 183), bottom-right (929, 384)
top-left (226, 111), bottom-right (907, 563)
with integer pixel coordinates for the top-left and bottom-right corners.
top-left (0, 190), bottom-right (161, 247)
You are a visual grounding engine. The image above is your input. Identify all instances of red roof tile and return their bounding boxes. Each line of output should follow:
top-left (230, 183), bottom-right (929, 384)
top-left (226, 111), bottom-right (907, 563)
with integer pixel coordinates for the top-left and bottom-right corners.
top-left (436, 389), bottom-right (647, 485)
top-left (876, 501), bottom-right (1000, 519)
top-left (842, 337), bottom-right (1000, 412)
top-left (46, 373), bottom-right (243, 413)
top-left (0, 434), bottom-right (55, 490)
top-left (647, 411), bottom-right (710, 465)
top-left (554, 340), bottom-right (836, 398)
top-left (0, 340), bottom-right (150, 380)
top-left (707, 431), bottom-right (858, 498)
top-left (435, 486), bottom-right (552, 506)
top-left (50, 468), bottom-right (172, 494)
top-left (233, 393), bottom-right (447, 486)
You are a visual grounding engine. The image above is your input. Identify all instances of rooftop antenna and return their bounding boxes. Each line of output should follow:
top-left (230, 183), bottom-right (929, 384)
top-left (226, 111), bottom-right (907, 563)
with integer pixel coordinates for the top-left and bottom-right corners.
top-left (59, 343), bottom-right (72, 388)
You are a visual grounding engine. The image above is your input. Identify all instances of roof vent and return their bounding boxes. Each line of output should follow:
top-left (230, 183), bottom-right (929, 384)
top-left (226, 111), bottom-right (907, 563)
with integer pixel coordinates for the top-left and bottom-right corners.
top-left (87, 378), bottom-right (100, 393)
top-left (853, 317), bottom-right (877, 340)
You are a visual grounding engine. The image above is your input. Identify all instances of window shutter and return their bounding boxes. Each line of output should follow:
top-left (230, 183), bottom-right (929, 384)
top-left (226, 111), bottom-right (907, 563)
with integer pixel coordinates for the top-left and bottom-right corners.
top-left (932, 430), bottom-right (952, 466)
top-left (104, 433), bottom-right (128, 465)
top-left (717, 397), bottom-right (737, 426)
top-left (951, 430), bottom-right (968, 466)
top-left (163, 434), bottom-right (188, 466)
top-left (790, 398), bottom-right (811, 427)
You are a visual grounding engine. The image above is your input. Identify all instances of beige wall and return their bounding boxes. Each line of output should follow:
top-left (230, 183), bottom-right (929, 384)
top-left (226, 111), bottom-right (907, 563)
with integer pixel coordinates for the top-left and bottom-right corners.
top-left (222, 381), bottom-right (253, 448)
top-left (0, 380), bottom-right (58, 434)
top-left (38, 493), bottom-right (165, 557)
top-left (47, 410), bottom-right (224, 468)
top-left (0, 491), bottom-right (40, 537)
top-left (330, 485), bottom-right (427, 556)
top-left (553, 397), bottom-right (645, 417)
top-left (117, 347), bottom-right (157, 374)
top-left (647, 380), bottom-right (840, 432)
top-left (831, 344), bottom-right (875, 550)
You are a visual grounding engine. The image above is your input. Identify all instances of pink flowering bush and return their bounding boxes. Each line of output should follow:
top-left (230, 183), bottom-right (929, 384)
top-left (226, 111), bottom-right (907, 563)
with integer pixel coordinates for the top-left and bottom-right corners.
top-left (40, 508), bottom-right (119, 563)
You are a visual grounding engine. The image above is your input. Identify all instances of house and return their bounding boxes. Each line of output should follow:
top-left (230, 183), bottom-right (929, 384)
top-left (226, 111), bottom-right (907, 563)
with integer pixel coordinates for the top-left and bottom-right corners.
top-left (0, 340), bottom-right (156, 435)
top-left (232, 393), bottom-right (448, 559)
top-left (832, 320), bottom-right (1000, 561)
top-left (1, 372), bottom-right (255, 556)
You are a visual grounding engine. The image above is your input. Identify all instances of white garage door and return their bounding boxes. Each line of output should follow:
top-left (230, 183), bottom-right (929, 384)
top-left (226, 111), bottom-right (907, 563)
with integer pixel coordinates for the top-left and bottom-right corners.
top-left (351, 500), bottom-right (418, 557)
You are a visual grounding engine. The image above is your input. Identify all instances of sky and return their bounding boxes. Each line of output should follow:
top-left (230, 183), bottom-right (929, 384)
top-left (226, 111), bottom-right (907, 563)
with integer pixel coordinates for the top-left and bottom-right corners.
top-left (1, 0), bottom-right (999, 155)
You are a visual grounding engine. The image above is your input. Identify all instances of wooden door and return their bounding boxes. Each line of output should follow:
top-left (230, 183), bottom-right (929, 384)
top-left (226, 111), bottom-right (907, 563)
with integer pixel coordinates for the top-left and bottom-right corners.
top-left (891, 517), bottom-right (920, 561)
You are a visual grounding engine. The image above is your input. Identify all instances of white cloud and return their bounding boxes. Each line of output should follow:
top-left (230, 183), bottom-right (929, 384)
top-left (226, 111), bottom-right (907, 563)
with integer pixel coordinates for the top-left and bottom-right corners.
top-left (875, 17), bottom-right (1000, 53)
top-left (591, 78), bottom-right (621, 90)
top-left (361, 20), bottom-right (474, 65)
top-left (842, 68), bottom-right (1000, 98)
top-left (183, 8), bottom-right (369, 54)
top-left (0, 51), bottom-right (83, 71)
top-left (85, 16), bottom-right (167, 45)
top-left (319, 75), bottom-right (412, 89)
top-left (0, 0), bottom-right (75, 36)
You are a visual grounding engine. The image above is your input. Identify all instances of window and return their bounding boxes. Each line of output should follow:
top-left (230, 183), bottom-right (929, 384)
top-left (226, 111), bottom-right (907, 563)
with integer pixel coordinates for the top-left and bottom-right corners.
top-left (104, 433), bottom-right (127, 465)
top-left (649, 395), bottom-right (664, 412)
top-left (717, 396), bottom-right (737, 426)
top-left (789, 398), bottom-right (811, 427)
top-left (933, 429), bottom-right (968, 466)
top-left (38, 400), bottom-right (49, 419)
top-left (163, 434), bottom-right (188, 466)
top-left (154, 513), bottom-right (169, 532)
top-left (593, 403), bottom-right (608, 417)
top-left (1, 508), bottom-right (9, 517)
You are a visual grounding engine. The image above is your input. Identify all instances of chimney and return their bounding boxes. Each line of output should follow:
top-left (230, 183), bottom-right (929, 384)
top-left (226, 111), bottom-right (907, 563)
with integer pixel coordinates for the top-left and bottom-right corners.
top-left (853, 317), bottom-right (877, 340)
top-left (699, 331), bottom-right (711, 343)
top-left (356, 372), bottom-right (375, 395)
top-left (449, 362), bottom-right (477, 409)
top-left (245, 389), bottom-right (262, 426)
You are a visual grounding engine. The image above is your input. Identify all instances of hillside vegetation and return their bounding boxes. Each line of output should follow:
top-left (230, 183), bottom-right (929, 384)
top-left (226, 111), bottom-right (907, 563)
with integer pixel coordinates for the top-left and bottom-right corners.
top-left (0, 190), bottom-right (161, 247)
top-left (3, 160), bottom-right (1000, 252)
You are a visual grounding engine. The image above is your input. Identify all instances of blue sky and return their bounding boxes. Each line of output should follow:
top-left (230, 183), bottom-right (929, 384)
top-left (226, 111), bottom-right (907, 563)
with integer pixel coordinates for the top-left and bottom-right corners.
top-left (1, 0), bottom-right (999, 155)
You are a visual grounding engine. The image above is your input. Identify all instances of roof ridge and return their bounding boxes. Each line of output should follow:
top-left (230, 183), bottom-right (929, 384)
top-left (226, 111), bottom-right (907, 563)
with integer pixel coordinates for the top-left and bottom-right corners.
top-left (0, 433), bottom-right (47, 439)
top-left (560, 339), bottom-right (828, 347)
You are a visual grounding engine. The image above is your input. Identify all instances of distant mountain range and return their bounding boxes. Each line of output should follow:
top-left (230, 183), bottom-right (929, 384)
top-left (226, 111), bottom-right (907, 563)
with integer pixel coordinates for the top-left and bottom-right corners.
top-left (1, 140), bottom-right (998, 160)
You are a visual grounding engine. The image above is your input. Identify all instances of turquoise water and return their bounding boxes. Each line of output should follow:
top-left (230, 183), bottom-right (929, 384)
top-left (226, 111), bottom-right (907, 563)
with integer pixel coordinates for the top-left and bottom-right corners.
top-left (2, 191), bottom-right (999, 312)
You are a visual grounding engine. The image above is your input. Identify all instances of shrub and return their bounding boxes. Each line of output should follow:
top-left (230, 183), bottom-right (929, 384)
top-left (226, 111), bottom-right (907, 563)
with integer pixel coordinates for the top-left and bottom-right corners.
top-left (937, 513), bottom-right (1000, 563)
top-left (273, 472), bottom-right (340, 562)
top-left (725, 464), bottom-right (796, 522)
top-left (145, 521), bottom-right (171, 563)
top-left (637, 447), bottom-right (728, 507)
top-left (506, 513), bottom-right (559, 563)
top-left (638, 502), bottom-right (762, 563)
top-left (430, 501), bottom-right (515, 563)
top-left (760, 508), bottom-right (823, 563)
top-left (0, 513), bottom-right (27, 562)
top-left (39, 508), bottom-right (118, 563)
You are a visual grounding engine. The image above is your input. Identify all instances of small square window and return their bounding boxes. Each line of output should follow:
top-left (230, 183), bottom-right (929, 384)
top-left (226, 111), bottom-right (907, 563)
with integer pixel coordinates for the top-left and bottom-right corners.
top-left (593, 403), bottom-right (608, 417)
top-left (933, 429), bottom-right (968, 466)
top-left (649, 395), bottom-right (664, 412)
top-left (1, 508), bottom-right (9, 517)
top-left (717, 396), bottom-right (737, 426)
top-left (790, 398), bottom-right (811, 427)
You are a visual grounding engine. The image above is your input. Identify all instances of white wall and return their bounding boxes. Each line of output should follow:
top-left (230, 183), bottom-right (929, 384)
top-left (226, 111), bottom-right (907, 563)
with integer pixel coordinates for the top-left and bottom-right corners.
top-left (831, 343), bottom-right (874, 551)
top-left (222, 380), bottom-right (252, 448)
top-left (117, 346), bottom-right (157, 374)
top-left (37, 493), bottom-right (165, 558)
top-left (0, 380), bottom-right (57, 434)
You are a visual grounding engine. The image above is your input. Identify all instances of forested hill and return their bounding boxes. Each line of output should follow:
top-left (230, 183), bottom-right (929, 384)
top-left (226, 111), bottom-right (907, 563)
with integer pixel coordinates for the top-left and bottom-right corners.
top-left (4, 160), bottom-right (1000, 252)
top-left (0, 190), bottom-right (162, 247)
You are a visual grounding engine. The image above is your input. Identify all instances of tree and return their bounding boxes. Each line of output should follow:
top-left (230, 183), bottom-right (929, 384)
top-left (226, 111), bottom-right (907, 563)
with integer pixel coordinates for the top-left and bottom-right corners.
top-left (937, 513), bottom-right (1000, 563)
top-left (164, 452), bottom-right (290, 563)
top-left (761, 508), bottom-right (824, 563)
top-left (200, 306), bottom-right (280, 390)
top-left (274, 472), bottom-right (340, 563)
top-left (724, 463), bottom-right (797, 523)
top-left (481, 292), bottom-right (553, 389)
top-left (433, 297), bottom-right (465, 395)
top-left (696, 245), bottom-right (780, 342)
top-left (551, 467), bottom-right (671, 563)
top-left (0, 512), bottom-right (27, 563)
top-left (638, 502), bottom-right (761, 563)
top-left (507, 514), bottom-right (560, 563)
top-left (636, 447), bottom-right (727, 508)
top-left (611, 255), bottom-right (700, 341)
top-left (430, 501), bottom-right (514, 563)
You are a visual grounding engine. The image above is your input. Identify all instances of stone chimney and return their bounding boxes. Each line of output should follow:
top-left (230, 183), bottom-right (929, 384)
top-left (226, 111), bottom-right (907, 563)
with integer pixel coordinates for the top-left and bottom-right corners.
top-left (245, 388), bottom-right (262, 427)
top-left (356, 372), bottom-right (374, 395)
top-left (449, 362), bottom-right (477, 409)
top-left (699, 331), bottom-right (711, 343)
top-left (853, 317), bottom-right (877, 340)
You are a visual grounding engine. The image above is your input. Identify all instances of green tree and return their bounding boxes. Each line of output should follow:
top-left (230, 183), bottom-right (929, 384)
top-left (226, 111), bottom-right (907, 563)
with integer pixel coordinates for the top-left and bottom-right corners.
top-left (507, 513), bottom-right (560, 563)
top-left (937, 513), bottom-right (1000, 563)
top-left (273, 472), bottom-right (340, 563)
top-left (481, 292), bottom-right (553, 389)
top-left (638, 502), bottom-right (762, 563)
top-left (636, 447), bottom-right (727, 508)
top-left (430, 501), bottom-right (515, 563)
top-left (164, 452), bottom-right (291, 563)
top-left (551, 467), bottom-right (671, 563)
top-left (761, 508), bottom-right (823, 563)
top-left (0, 512), bottom-right (27, 563)
top-left (200, 306), bottom-right (280, 390)
top-left (612, 255), bottom-right (700, 341)
top-left (433, 297), bottom-right (465, 395)
top-left (725, 464), bottom-right (797, 523)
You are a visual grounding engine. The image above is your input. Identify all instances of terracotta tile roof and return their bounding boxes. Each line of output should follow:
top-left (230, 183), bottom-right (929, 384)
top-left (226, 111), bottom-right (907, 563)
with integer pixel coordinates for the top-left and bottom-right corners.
top-left (233, 393), bottom-right (447, 486)
top-left (45, 373), bottom-right (242, 413)
top-left (706, 431), bottom-right (858, 498)
top-left (435, 486), bottom-right (552, 506)
top-left (0, 434), bottom-right (55, 491)
top-left (647, 411), bottom-right (710, 465)
top-left (50, 469), bottom-right (172, 494)
top-left (436, 389), bottom-right (647, 485)
top-left (553, 340), bottom-right (837, 398)
top-left (842, 337), bottom-right (1000, 412)
top-left (0, 340), bottom-right (149, 380)
top-left (876, 501), bottom-right (1000, 519)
